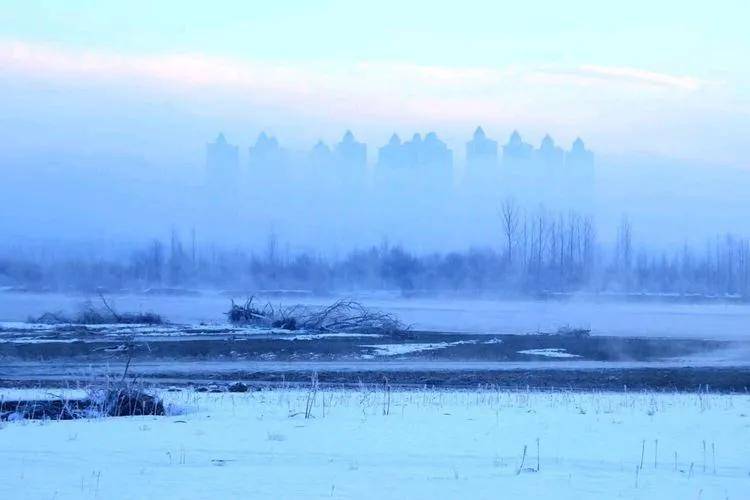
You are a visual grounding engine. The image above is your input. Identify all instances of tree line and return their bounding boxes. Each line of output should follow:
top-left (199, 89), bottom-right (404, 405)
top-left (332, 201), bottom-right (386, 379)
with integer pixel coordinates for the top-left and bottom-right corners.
top-left (1, 202), bottom-right (748, 300)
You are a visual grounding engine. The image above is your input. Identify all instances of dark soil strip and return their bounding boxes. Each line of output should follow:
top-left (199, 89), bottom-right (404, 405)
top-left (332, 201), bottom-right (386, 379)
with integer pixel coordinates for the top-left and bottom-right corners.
top-left (0, 333), bottom-right (732, 362)
top-left (190, 367), bottom-right (750, 392)
top-left (3, 367), bottom-right (749, 393)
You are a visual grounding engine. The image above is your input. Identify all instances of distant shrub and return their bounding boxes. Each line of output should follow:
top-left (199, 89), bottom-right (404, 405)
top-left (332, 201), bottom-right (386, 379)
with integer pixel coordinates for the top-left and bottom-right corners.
top-left (0, 383), bottom-right (165, 421)
top-left (556, 325), bottom-right (591, 337)
top-left (28, 296), bottom-right (165, 325)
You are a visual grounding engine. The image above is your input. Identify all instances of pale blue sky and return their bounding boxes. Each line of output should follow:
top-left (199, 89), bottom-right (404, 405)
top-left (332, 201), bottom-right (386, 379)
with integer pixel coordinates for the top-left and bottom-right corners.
top-left (0, 1), bottom-right (748, 164)
top-left (3, 1), bottom-right (748, 76)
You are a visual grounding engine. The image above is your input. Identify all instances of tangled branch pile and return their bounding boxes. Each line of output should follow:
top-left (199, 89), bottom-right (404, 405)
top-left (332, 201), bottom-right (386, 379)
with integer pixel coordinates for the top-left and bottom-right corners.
top-left (299, 299), bottom-right (405, 334)
top-left (29, 295), bottom-right (164, 325)
top-left (227, 298), bottom-right (407, 335)
top-left (226, 298), bottom-right (301, 330)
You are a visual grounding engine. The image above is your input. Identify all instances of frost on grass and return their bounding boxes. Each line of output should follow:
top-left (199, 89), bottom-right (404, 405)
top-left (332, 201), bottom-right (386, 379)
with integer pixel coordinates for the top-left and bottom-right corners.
top-left (0, 387), bottom-right (747, 499)
top-left (0, 383), bottom-right (166, 421)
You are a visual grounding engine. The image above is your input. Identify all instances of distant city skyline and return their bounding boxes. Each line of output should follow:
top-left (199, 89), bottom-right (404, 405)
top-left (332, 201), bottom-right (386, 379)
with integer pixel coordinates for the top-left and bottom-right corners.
top-left (205, 127), bottom-right (595, 214)
top-left (207, 128), bottom-right (592, 168)
top-left (1, 2), bottom-right (748, 167)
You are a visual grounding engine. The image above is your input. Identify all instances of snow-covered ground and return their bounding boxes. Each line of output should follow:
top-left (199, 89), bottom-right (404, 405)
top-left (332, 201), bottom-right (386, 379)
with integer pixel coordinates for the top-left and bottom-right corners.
top-left (0, 322), bottom-right (331, 342)
top-left (0, 388), bottom-right (748, 499)
top-left (1, 291), bottom-right (749, 339)
top-left (361, 340), bottom-right (478, 358)
top-left (518, 348), bottom-right (582, 358)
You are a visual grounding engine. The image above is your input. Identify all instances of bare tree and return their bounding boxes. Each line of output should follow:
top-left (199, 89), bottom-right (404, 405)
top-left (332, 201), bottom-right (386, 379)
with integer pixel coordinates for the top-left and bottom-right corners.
top-left (616, 216), bottom-right (633, 274)
top-left (581, 215), bottom-right (596, 279)
top-left (500, 198), bottom-right (521, 266)
top-left (534, 207), bottom-right (548, 277)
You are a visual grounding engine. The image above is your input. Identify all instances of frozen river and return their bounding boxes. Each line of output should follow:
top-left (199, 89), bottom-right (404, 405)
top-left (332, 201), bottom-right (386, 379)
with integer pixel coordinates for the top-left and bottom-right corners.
top-left (1, 291), bottom-right (748, 340)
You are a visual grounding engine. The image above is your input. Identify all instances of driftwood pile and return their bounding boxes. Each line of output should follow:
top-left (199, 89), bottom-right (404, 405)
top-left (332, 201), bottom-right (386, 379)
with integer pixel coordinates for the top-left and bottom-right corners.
top-left (227, 298), bottom-right (407, 335)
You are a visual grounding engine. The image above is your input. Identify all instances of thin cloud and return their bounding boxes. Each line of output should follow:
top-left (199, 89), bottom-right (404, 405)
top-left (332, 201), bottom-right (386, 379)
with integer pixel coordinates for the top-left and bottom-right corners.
top-left (1, 40), bottom-right (726, 149)
top-left (577, 65), bottom-right (706, 91)
top-left (1, 40), bottom-right (707, 96)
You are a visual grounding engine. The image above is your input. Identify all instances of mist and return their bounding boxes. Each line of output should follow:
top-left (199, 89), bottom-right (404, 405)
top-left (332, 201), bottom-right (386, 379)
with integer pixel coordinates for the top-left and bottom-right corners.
top-left (1, 126), bottom-right (748, 252)
top-left (1, 2), bottom-right (749, 296)
top-left (3, 6), bottom-right (750, 498)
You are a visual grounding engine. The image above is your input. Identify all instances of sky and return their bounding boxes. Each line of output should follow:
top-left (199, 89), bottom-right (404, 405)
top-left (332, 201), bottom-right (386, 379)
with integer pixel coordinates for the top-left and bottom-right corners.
top-left (1, 1), bottom-right (749, 166)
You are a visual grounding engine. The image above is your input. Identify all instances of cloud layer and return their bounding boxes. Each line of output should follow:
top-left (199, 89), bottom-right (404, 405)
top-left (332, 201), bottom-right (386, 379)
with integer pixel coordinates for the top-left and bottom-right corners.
top-left (0, 40), bottom-right (744, 166)
top-left (1, 40), bottom-right (707, 109)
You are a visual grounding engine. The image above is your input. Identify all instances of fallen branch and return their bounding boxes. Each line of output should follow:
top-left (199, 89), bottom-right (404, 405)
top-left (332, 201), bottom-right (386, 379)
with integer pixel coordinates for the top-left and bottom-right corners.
top-left (226, 298), bottom-right (407, 335)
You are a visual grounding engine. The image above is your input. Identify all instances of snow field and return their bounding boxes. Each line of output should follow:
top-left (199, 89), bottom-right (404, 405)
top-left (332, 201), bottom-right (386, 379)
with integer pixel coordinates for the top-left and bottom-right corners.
top-left (0, 387), bottom-right (748, 499)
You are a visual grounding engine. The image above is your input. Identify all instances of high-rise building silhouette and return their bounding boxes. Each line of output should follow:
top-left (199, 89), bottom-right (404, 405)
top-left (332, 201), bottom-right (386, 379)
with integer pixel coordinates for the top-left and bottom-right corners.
top-left (385, 132), bottom-right (453, 169)
top-left (206, 133), bottom-right (239, 178)
top-left (204, 128), bottom-right (594, 212)
top-left (335, 130), bottom-right (367, 167)
top-left (566, 137), bottom-right (594, 169)
top-left (421, 132), bottom-right (453, 169)
top-left (309, 140), bottom-right (333, 166)
top-left (378, 134), bottom-right (406, 168)
top-left (248, 132), bottom-right (285, 167)
top-left (502, 130), bottom-right (533, 163)
top-left (563, 137), bottom-right (595, 212)
top-left (536, 134), bottom-right (564, 168)
top-left (403, 133), bottom-right (423, 166)
top-left (466, 126), bottom-right (498, 166)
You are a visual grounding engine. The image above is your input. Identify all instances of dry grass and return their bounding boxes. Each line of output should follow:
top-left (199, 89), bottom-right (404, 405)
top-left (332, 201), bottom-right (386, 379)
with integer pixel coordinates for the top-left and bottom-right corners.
top-left (29, 295), bottom-right (164, 325)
